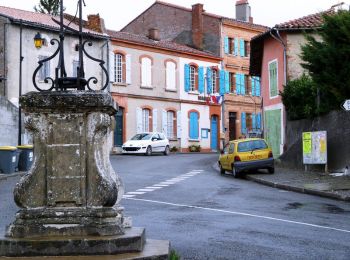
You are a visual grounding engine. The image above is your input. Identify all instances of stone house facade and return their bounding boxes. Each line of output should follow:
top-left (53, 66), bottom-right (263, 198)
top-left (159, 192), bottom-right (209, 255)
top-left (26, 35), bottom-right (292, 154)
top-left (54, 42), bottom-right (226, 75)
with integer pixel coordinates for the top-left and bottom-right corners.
top-left (0, 6), bottom-right (108, 144)
top-left (250, 8), bottom-right (335, 157)
top-left (121, 0), bottom-right (268, 145)
top-left (108, 29), bottom-right (222, 152)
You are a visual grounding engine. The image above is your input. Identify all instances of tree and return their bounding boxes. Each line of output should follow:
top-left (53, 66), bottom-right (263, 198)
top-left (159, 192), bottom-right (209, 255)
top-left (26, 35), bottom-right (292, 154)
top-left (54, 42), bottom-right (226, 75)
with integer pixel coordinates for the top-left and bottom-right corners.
top-left (280, 75), bottom-right (317, 120)
top-left (301, 10), bottom-right (350, 112)
top-left (34, 0), bottom-right (61, 16)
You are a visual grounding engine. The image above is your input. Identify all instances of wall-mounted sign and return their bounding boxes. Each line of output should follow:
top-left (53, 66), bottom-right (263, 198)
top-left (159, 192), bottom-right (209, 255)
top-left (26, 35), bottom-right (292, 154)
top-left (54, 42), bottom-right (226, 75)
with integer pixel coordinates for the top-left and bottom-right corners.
top-left (303, 131), bottom-right (327, 164)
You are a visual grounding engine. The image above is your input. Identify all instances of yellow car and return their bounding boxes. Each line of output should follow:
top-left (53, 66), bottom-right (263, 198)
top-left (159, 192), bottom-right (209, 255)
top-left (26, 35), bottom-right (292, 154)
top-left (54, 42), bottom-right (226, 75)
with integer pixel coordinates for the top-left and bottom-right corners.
top-left (218, 138), bottom-right (274, 178)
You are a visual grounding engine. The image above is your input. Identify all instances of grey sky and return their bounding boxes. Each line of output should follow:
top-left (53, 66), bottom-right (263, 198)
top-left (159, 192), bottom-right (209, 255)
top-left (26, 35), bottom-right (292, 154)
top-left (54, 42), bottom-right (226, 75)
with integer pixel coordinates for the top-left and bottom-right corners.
top-left (0, 0), bottom-right (348, 30)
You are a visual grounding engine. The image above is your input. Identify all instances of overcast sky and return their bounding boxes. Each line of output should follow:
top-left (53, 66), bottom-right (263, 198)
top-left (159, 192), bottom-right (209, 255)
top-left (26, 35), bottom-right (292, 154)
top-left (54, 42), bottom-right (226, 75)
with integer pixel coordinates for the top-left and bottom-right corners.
top-left (1, 0), bottom-right (348, 30)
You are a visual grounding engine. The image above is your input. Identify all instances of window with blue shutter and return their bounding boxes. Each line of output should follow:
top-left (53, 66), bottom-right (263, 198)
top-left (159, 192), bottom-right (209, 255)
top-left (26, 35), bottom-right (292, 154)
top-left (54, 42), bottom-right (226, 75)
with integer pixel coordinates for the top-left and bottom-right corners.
top-left (257, 113), bottom-right (261, 129)
top-left (189, 112), bottom-right (199, 139)
top-left (224, 36), bottom-right (229, 54)
top-left (240, 39), bottom-right (245, 57)
top-left (219, 70), bottom-right (225, 95)
top-left (198, 66), bottom-right (204, 94)
top-left (206, 67), bottom-right (212, 94)
top-left (252, 113), bottom-right (256, 130)
top-left (241, 112), bottom-right (246, 135)
top-left (256, 77), bottom-right (261, 97)
top-left (234, 38), bottom-right (239, 56)
top-left (241, 74), bottom-right (246, 95)
top-left (184, 64), bottom-right (190, 92)
top-left (251, 77), bottom-right (256, 96)
top-left (235, 74), bottom-right (240, 95)
top-left (225, 71), bottom-right (230, 94)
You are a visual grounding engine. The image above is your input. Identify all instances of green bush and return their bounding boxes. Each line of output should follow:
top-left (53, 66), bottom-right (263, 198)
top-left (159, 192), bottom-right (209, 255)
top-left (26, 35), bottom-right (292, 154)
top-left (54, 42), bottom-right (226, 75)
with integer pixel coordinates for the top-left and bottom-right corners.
top-left (170, 249), bottom-right (180, 260)
top-left (188, 144), bottom-right (201, 152)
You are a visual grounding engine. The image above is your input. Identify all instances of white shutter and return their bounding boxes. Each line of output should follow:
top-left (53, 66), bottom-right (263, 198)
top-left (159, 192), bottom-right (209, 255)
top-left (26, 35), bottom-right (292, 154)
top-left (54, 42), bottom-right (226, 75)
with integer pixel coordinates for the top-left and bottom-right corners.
top-left (109, 51), bottom-right (115, 83)
top-left (162, 109), bottom-right (168, 136)
top-left (147, 60), bottom-right (152, 87)
top-left (125, 54), bottom-right (131, 84)
top-left (152, 109), bottom-right (158, 132)
top-left (166, 62), bottom-right (176, 90)
top-left (136, 107), bottom-right (142, 134)
top-left (177, 110), bottom-right (181, 139)
top-left (141, 59), bottom-right (146, 86)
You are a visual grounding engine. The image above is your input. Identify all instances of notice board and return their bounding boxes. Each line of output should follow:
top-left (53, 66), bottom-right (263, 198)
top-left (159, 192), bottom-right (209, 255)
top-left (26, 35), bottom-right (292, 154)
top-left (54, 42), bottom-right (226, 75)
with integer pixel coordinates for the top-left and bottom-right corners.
top-left (302, 131), bottom-right (327, 164)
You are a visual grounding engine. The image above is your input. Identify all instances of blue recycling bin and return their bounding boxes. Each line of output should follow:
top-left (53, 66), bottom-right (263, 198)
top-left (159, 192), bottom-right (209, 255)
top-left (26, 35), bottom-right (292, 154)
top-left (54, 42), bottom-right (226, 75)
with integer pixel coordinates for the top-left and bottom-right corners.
top-left (17, 145), bottom-right (34, 171)
top-left (0, 146), bottom-right (18, 174)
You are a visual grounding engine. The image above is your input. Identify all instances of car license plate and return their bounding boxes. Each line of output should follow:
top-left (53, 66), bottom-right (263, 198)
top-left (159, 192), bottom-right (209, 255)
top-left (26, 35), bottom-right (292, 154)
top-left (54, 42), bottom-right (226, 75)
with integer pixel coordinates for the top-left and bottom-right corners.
top-left (248, 155), bottom-right (262, 160)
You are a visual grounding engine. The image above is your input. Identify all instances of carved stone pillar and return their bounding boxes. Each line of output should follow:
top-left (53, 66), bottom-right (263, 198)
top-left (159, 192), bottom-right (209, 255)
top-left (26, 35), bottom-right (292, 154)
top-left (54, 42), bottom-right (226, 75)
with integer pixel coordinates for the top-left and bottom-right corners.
top-left (6, 91), bottom-right (124, 238)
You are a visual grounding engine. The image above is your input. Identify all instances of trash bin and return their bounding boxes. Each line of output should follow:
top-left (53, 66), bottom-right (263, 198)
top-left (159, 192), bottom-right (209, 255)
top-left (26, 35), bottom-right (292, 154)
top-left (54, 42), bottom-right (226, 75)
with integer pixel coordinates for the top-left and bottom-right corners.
top-left (0, 146), bottom-right (18, 174)
top-left (17, 145), bottom-right (34, 171)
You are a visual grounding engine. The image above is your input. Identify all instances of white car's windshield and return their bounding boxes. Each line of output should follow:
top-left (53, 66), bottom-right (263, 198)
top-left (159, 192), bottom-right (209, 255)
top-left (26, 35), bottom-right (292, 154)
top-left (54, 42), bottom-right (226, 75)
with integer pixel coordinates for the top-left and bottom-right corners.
top-left (131, 133), bottom-right (152, 140)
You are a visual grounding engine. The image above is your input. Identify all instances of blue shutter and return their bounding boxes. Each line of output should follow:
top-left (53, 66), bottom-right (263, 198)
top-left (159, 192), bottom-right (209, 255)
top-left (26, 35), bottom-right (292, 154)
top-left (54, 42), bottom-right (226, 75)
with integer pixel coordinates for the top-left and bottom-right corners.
top-left (241, 112), bottom-right (246, 135)
top-left (251, 77), bottom-right (256, 97)
top-left (240, 39), bottom-right (245, 57)
top-left (219, 70), bottom-right (225, 95)
top-left (184, 64), bottom-right (190, 92)
top-left (234, 38), bottom-right (239, 56)
top-left (206, 67), bottom-right (212, 94)
top-left (198, 66), bottom-right (204, 94)
top-left (256, 77), bottom-right (261, 97)
top-left (252, 113), bottom-right (256, 130)
top-left (189, 112), bottom-right (199, 139)
top-left (235, 74), bottom-right (240, 95)
top-left (224, 36), bottom-right (229, 54)
top-left (257, 113), bottom-right (261, 129)
top-left (241, 74), bottom-right (246, 95)
top-left (225, 71), bottom-right (230, 94)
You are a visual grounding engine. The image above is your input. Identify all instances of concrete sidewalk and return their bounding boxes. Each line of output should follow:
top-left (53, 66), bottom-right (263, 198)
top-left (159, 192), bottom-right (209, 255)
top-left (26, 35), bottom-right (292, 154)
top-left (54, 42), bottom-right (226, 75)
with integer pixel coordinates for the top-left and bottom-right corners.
top-left (214, 164), bottom-right (350, 201)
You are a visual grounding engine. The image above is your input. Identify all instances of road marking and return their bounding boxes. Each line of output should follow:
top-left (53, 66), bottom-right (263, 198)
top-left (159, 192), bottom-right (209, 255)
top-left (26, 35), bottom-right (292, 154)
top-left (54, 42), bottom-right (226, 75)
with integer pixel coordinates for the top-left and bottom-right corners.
top-left (126, 192), bottom-right (145, 195)
top-left (125, 198), bottom-right (350, 234)
top-left (122, 170), bottom-right (204, 198)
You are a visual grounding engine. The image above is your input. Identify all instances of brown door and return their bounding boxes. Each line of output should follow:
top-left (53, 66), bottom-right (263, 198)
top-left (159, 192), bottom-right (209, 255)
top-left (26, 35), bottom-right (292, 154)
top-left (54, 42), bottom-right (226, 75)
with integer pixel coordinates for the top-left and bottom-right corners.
top-left (229, 112), bottom-right (237, 141)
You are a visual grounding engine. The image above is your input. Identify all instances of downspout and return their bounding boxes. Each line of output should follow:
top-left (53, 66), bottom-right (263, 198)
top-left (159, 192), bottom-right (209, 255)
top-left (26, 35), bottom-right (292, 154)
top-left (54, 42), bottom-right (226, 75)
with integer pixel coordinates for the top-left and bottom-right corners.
top-left (3, 22), bottom-right (10, 96)
top-left (18, 20), bottom-right (23, 145)
top-left (220, 19), bottom-right (225, 150)
top-left (270, 27), bottom-right (287, 154)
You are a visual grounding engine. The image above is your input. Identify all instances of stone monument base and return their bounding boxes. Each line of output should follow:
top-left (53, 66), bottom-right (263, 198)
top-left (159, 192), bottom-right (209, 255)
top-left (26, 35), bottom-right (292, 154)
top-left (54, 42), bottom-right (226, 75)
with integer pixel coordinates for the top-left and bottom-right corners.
top-left (0, 227), bottom-right (169, 259)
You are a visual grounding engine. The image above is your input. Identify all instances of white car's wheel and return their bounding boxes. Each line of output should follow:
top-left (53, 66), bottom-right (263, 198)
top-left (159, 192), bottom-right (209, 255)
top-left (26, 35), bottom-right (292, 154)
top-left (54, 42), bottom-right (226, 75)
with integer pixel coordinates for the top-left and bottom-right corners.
top-left (145, 146), bottom-right (152, 156)
top-left (164, 146), bottom-right (170, 156)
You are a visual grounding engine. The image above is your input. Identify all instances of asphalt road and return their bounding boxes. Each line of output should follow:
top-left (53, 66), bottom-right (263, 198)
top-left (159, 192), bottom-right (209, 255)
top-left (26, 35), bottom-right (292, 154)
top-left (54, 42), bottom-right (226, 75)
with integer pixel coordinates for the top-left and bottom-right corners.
top-left (112, 153), bottom-right (350, 260)
top-left (0, 154), bottom-right (350, 259)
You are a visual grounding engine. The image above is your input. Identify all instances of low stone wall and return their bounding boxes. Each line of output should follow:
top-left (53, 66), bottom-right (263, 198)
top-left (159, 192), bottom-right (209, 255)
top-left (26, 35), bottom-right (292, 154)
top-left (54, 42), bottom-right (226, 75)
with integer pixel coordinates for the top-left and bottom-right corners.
top-left (0, 96), bottom-right (18, 146)
top-left (280, 110), bottom-right (350, 171)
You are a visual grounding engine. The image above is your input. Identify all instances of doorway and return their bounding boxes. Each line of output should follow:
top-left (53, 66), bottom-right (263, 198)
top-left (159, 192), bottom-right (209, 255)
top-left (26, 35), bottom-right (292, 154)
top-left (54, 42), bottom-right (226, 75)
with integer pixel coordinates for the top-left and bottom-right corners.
top-left (114, 107), bottom-right (124, 147)
top-left (229, 112), bottom-right (237, 141)
top-left (211, 115), bottom-right (218, 151)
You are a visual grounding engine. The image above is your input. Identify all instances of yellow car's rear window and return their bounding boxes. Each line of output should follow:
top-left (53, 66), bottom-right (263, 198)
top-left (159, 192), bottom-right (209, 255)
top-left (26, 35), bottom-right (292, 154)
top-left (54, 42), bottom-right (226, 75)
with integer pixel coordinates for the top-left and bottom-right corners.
top-left (237, 140), bottom-right (267, 152)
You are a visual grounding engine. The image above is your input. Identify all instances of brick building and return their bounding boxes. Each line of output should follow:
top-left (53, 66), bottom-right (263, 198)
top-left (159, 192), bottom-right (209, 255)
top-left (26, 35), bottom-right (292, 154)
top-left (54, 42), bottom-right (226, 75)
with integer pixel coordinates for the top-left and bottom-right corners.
top-left (122, 0), bottom-right (268, 145)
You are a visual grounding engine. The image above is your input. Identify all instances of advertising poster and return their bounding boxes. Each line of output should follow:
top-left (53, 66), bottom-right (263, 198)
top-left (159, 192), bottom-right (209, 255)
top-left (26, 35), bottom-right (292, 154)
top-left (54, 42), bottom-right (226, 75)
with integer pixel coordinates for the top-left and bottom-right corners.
top-left (302, 131), bottom-right (327, 164)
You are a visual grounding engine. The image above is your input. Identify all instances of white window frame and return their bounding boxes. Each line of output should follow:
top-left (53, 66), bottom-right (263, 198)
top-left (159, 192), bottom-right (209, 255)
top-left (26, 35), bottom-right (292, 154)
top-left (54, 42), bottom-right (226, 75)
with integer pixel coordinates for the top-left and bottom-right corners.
top-left (212, 69), bottom-right (217, 93)
top-left (189, 65), bottom-right (197, 91)
top-left (166, 111), bottom-right (175, 139)
top-left (166, 61), bottom-right (176, 90)
top-left (114, 53), bottom-right (124, 83)
top-left (142, 108), bottom-right (150, 132)
top-left (268, 59), bottom-right (279, 99)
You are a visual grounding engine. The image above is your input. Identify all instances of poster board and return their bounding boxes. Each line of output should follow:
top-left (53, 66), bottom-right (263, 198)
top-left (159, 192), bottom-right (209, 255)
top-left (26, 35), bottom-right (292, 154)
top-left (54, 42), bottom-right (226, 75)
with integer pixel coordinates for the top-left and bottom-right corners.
top-left (302, 131), bottom-right (327, 164)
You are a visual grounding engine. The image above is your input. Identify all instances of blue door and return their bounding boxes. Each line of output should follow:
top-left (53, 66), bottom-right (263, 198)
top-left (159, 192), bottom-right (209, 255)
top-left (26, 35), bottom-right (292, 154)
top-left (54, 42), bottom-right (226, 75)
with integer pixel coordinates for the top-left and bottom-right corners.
top-left (114, 107), bottom-right (124, 147)
top-left (211, 116), bottom-right (218, 151)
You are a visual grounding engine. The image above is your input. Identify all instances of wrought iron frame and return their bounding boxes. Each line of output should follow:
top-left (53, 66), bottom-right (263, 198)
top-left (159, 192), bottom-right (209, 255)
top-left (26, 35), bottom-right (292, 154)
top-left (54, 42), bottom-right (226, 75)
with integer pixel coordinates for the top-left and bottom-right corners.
top-left (32, 0), bottom-right (109, 91)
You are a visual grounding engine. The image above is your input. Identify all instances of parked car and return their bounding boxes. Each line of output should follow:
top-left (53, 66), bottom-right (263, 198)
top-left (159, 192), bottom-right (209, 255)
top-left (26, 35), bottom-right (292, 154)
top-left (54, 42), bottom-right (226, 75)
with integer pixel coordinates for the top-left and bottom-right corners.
top-left (122, 132), bottom-right (170, 156)
top-left (218, 138), bottom-right (274, 178)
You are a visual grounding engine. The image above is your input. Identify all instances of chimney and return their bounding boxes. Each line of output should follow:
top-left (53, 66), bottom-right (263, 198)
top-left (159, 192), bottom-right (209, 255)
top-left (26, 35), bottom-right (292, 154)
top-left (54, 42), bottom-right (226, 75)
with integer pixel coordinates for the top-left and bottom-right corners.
top-left (235, 0), bottom-right (253, 23)
top-left (148, 28), bottom-right (160, 41)
top-left (87, 14), bottom-right (107, 33)
top-left (192, 3), bottom-right (204, 50)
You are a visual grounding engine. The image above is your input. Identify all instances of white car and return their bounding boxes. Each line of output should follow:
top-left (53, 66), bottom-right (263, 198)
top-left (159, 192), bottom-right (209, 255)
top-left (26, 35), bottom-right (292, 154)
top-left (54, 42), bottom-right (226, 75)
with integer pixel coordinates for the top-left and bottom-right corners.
top-left (122, 132), bottom-right (170, 156)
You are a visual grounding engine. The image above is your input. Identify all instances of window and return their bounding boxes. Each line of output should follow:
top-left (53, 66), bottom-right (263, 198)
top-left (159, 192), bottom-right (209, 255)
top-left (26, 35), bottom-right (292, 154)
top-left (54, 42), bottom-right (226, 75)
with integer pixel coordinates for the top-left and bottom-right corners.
top-left (269, 60), bottom-right (278, 97)
top-left (229, 72), bottom-right (236, 93)
top-left (236, 74), bottom-right (246, 95)
top-left (189, 111), bottom-right (199, 139)
top-left (167, 111), bottom-right (175, 139)
top-left (72, 60), bottom-right (79, 77)
top-left (244, 40), bottom-right (250, 57)
top-left (246, 113), bottom-right (253, 132)
top-left (38, 55), bottom-right (50, 81)
top-left (166, 61), bottom-right (176, 90)
top-left (142, 108), bottom-right (151, 132)
top-left (114, 53), bottom-right (125, 83)
top-left (211, 69), bottom-right (218, 93)
top-left (141, 57), bottom-right (152, 87)
top-left (189, 65), bottom-right (197, 91)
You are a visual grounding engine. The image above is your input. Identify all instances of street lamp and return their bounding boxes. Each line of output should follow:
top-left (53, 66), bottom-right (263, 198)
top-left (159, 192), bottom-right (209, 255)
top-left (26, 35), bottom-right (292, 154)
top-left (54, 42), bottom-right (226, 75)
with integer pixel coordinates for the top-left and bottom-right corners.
top-left (33, 32), bottom-right (43, 49)
top-left (32, 0), bottom-right (109, 92)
